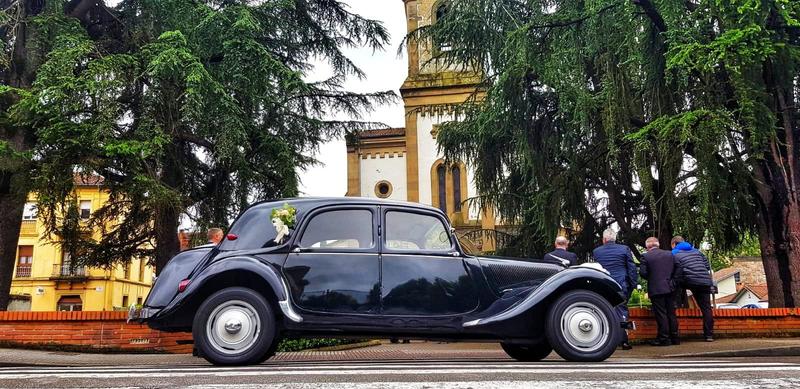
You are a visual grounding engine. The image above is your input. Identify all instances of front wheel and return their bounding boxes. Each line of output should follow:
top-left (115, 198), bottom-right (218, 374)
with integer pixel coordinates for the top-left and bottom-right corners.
top-left (545, 290), bottom-right (619, 362)
top-left (193, 287), bottom-right (278, 366)
top-left (501, 341), bottom-right (552, 361)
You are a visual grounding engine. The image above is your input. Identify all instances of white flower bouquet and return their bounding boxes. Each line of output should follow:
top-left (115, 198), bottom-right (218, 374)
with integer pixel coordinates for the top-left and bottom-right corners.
top-left (271, 203), bottom-right (297, 243)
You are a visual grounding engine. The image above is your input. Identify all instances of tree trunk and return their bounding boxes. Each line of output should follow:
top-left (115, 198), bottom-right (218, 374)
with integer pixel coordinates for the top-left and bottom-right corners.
top-left (756, 200), bottom-right (800, 308)
top-left (152, 147), bottom-right (183, 275)
top-left (153, 203), bottom-right (180, 276)
top-left (754, 160), bottom-right (800, 308)
top-left (0, 177), bottom-right (27, 311)
top-left (753, 60), bottom-right (800, 308)
top-left (0, 125), bottom-right (32, 310)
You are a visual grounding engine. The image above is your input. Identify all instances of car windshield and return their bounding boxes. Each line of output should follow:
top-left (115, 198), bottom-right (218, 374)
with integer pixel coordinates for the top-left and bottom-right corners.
top-left (219, 206), bottom-right (279, 251)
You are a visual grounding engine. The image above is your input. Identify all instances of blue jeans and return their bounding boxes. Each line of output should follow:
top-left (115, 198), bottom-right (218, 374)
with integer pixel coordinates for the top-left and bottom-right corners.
top-left (616, 289), bottom-right (630, 344)
top-left (615, 304), bottom-right (629, 323)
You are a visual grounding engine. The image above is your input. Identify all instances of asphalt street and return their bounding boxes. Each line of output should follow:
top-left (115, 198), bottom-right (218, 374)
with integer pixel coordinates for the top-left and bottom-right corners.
top-left (1, 357), bottom-right (799, 388)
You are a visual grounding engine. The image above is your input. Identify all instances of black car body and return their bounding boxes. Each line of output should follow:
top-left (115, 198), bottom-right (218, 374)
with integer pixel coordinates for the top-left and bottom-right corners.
top-left (136, 198), bottom-right (625, 365)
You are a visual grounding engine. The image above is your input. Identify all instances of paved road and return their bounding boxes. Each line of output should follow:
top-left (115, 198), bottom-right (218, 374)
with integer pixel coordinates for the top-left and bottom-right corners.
top-left (2, 357), bottom-right (799, 388)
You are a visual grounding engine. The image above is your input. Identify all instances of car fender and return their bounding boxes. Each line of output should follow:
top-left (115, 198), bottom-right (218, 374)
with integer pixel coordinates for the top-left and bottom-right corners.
top-left (463, 267), bottom-right (624, 327)
top-left (156, 255), bottom-right (303, 324)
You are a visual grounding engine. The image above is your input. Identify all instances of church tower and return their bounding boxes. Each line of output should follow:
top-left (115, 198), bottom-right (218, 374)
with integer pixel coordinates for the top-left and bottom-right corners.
top-left (346, 0), bottom-right (496, 251)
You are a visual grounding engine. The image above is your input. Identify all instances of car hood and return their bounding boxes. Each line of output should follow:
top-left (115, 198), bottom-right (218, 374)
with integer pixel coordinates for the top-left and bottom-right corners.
top-left (475, 256), bottom-right (565, 296)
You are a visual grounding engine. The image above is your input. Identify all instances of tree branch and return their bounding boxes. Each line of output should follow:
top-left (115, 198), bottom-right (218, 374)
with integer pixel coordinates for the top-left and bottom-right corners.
top-left (632, 0), bottom-right (668, 33)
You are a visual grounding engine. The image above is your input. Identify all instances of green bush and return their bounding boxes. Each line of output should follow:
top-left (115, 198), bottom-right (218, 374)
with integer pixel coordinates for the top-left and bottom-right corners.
top-left (627, 289), bottom-right (652, 308)
top-left (276, 338), bottom-right (366, 352)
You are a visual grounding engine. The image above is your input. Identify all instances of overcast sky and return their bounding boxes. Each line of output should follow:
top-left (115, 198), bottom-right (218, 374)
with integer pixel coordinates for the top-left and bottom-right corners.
top-left (297, 0), bottom-right (408, 197)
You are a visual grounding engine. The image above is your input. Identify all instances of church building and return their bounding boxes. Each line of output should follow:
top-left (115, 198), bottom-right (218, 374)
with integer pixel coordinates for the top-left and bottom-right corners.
top-left (346, 0), bottom-right (496, 251)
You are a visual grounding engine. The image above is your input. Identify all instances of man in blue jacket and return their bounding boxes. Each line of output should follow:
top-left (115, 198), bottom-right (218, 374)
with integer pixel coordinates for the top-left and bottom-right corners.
top-left (593, 229), bottom-right (638, 350)
top-left (672, 236), bottom-right (715, 341)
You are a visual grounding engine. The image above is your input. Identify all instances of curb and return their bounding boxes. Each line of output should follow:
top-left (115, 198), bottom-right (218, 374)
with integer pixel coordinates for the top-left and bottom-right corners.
top-left (308, 340), bottom-right (382, 352)
top-left (665, 345), bottom-right (800, 358)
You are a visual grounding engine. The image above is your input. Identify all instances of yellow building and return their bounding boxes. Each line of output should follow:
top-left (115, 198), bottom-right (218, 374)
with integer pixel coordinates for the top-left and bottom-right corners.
top-left (346, 0), bottom-right (497, 251)
top-left (10, 175), bottom-right (154, 312)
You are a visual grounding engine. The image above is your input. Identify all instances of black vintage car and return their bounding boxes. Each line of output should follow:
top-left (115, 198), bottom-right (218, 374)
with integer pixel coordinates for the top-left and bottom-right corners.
top-left (135, 198), bottom-right (625, 365)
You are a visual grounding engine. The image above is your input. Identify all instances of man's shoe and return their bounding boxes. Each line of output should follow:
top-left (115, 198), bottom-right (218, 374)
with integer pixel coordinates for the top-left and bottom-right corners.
top-left (621, 342), bottom-right (633, 350)
top-left (704, 336), bottom-right (714, 342)
top-left (648, 339), bottom-right (671, 346)
top-left (670, 339), bottom-right (681, 345)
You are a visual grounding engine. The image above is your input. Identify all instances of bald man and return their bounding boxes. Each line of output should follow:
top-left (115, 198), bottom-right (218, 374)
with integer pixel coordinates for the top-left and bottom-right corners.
top-left (544, 236), bottom-right (578, 267)
top-left (207, 228), bottom-right (224, 245)
top-left (640, 237), bottom-right (679, 346)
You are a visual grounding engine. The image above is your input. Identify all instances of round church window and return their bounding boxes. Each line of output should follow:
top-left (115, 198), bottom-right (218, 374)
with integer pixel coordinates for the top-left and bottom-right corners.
top-left (375, 181), bottom-right (393, 198)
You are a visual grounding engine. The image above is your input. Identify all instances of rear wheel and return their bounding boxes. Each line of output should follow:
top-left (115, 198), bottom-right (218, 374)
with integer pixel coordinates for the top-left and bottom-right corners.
top-left (501, 341), bottom-right (552, 361)
top-left (545, 290), bottom-right (619, 362)
top-left (193, 287), bottom-right (278, 366)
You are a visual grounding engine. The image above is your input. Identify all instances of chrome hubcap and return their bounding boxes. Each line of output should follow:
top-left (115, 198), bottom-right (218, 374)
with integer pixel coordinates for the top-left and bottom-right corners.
top-left (561, 302), bottom-right (610, 353)
top-left (224, 320), bottom-right (242, 334)
top-left (206, 300), bottom-right (260, 355)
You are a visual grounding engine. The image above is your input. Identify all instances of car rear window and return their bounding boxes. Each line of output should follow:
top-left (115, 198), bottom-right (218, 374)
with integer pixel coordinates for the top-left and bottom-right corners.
top-left (219, 206), bottom-right (278, 250)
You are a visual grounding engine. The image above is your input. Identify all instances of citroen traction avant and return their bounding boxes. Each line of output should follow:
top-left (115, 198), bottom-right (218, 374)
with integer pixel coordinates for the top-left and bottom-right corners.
top-left (134, 198), bottom-right (624, 365)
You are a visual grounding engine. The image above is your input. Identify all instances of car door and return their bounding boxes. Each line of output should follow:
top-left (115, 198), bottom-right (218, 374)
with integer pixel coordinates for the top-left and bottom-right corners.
top-left (380, 207), bottom-right (479, 316)
top-left (283, 206), bottom-right (381, 315)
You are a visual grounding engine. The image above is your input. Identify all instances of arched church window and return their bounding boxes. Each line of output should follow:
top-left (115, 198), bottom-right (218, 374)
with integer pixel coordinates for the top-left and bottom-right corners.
top-left (435, 3), bottom-right (448, 21)
top-left (452, 165), bottom-right (462, 212)
top-left (433, 2), bottom-right (452, 53)
top-left (436, 164), bottom-right (447, 213)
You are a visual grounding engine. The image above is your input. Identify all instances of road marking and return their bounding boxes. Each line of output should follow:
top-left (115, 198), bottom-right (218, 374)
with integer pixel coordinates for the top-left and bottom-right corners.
top-left (1, 363), bottom-right (800, 380)
top-left (0, 360), bottom-right (792, 374)
top-left (180, 380), bottom-right (800, 389)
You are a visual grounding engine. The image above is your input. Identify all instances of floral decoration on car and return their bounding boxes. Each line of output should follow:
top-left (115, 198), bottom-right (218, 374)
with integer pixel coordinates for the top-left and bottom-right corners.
top-left (271, 203), bottom-right (297, 243)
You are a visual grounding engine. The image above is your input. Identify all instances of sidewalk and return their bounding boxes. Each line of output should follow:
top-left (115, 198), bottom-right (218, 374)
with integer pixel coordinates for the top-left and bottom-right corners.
top-left (1, 338), bottom-right (799, 367)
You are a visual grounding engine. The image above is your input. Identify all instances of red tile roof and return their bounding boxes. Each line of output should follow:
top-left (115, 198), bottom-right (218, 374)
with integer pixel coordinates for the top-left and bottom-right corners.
top-left (74, 173), bottom-right (105, 186)
top-left (713, 267), bottom-right (739, 282)
top-left (714, 293), bottom-right (738, 304)
top-left (740, 284), bottom-right (769, 300)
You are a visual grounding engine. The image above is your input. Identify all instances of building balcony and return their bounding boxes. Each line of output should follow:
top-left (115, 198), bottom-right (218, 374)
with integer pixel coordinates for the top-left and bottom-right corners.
top-left (19, 220), bottom-right (37, 236)
top-left (14, 265), bottom-right (32, 278)
top-left (52, 264), bottom-right (88, 280)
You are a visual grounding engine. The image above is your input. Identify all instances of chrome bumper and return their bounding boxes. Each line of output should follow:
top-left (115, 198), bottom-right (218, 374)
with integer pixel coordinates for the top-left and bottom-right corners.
top-left (127, 306), bottom-right (159, 323)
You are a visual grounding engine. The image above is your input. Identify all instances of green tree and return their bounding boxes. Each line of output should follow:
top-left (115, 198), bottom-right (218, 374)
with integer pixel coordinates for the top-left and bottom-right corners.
top-left (419, 0), bottom-right (798, 306)
top-left (0, 0), bottom-right (394, 310)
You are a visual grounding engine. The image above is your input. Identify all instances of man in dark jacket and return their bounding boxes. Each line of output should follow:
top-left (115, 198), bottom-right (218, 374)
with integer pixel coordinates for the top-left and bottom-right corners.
top-left (640, 237), bottom-right (679, 346)
top-left (672, 236), bottom-right (715, 341)
top-left (544, 236), bottom-right (578, 266)
top-left (593, 229), bottom-right (638, 350)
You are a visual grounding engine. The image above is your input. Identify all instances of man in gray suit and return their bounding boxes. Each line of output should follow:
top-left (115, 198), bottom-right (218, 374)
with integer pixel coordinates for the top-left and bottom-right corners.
top-left (640, 237), bottom-right (679, 346)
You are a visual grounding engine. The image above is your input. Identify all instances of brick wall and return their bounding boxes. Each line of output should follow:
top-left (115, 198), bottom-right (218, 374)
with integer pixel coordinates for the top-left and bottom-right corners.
top-left (628, 307), bottom-right (800, 341)
top-left (1, 309), bottom-right (798, 353)
top-left (0, 311), bottom-right (192, 353)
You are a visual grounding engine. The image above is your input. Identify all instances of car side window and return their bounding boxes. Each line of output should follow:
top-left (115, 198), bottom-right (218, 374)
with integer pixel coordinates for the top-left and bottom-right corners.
top-left (300, 209), bottom-right (373, 249)
top-left (385, 211), bottom-right (452, 251)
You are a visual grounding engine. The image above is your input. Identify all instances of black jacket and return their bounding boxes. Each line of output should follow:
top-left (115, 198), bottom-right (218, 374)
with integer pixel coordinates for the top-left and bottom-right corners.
top-left (639, 248), bottom-right (676, 296)
top-left (673, 246), bottom-right (713, 288)
top-left (544, 248), bottom-right (578, 267)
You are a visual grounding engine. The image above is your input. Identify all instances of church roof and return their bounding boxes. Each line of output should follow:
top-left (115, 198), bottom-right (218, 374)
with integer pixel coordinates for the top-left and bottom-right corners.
top-left (357, 128), bottom-right (405, 139)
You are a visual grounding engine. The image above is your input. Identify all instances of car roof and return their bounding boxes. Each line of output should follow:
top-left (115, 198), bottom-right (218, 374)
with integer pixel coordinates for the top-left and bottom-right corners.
top-left (249, 197), bottom-right (444, 214)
